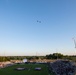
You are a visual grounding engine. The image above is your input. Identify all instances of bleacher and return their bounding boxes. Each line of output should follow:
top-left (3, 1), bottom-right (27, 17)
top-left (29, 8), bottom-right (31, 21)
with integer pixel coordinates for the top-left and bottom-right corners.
top-left (50, 60), bottom-right (75, 75)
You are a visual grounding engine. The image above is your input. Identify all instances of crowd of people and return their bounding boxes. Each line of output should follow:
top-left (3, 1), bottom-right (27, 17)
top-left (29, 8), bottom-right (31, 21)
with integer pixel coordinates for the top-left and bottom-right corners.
top-left (50, 60), bottom-right (75, 75)
top-left (0, 62), bottom-right (14, 68)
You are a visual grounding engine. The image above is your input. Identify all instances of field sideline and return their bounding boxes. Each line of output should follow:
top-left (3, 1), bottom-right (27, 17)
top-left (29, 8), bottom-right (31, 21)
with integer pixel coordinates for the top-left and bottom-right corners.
top-left (0, 64), bottom-right (54, 75)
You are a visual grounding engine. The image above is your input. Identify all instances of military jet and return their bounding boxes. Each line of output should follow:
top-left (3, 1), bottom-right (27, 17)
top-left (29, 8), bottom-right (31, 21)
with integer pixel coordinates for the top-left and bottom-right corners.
top-left (37, 20), bottom-right (41, 23)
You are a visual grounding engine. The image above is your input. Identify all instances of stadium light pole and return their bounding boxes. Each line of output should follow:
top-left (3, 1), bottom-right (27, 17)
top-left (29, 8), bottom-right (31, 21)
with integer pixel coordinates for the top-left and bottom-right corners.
top-left (72, 37), bottom-right (76, 69)
top-left (72, 38), bottom-right (76, 49)
top-left (72, 37), bottom-right (76, 56)
top-left (72, 37), bottom-right (76, 63)
top-left (56, 49), bottom-right (58, 60)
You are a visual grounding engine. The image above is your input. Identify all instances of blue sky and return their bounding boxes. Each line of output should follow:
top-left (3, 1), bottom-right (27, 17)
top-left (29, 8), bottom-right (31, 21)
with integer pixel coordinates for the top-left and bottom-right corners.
top-left (0, 0), bottom-right (76, 56)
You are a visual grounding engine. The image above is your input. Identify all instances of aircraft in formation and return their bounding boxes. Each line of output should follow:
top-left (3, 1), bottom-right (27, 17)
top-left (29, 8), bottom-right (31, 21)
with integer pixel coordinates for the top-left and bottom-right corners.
top-left (37, 20), bottom-right (41, 23)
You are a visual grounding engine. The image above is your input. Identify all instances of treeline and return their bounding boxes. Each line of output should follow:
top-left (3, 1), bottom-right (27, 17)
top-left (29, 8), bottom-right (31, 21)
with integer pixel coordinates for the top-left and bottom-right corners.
top-left (46, 53), bottom-right (76, 61)
top-left (46, 53), bottom-right (63, 59)
top-left (0, 53), bottom-right (76, 62)
top-left (0, 57), bottom-right (10, 62)
top-left (0, 56), bottom-right (45, 62)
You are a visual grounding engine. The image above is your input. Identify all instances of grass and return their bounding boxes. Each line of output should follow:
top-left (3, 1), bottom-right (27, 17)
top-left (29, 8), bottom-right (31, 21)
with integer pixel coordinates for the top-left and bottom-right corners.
top-left (0, 63), bottom-right (54, 75)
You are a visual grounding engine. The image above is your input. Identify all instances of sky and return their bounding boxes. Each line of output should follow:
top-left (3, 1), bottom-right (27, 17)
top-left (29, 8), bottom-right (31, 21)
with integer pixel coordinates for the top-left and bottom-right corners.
top-left (0, 0), bottom-right (76, 56)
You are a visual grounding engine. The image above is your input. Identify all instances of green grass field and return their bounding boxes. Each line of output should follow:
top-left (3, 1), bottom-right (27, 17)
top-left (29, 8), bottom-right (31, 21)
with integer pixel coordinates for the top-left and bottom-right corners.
top-left (0, 64), bottom-right (54, 75)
